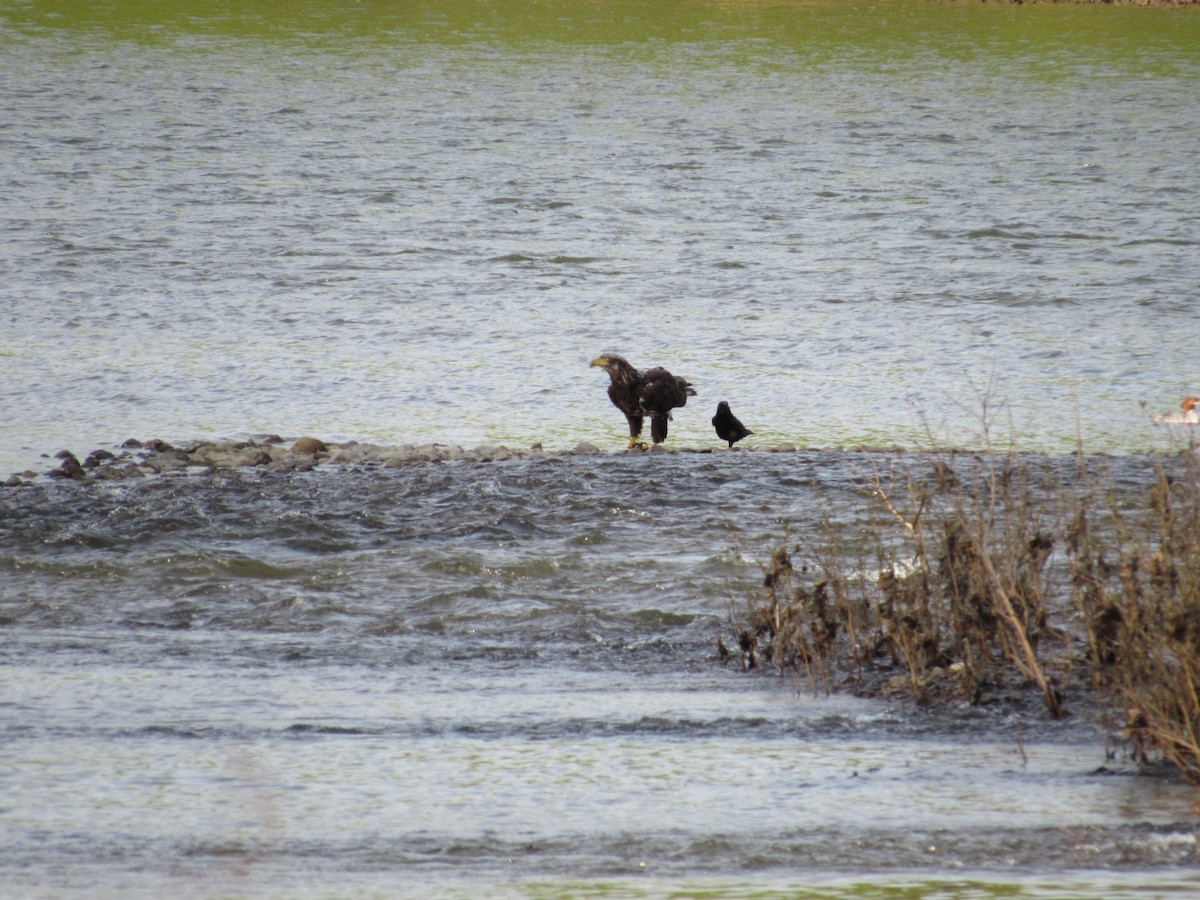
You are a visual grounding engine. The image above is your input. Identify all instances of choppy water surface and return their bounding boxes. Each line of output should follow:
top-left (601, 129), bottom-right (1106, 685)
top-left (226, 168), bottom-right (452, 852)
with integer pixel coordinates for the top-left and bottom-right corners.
top-left (3, 453), bottom-right (1199, 897)
top-left (3, 1), bottom-right (1200, 896)
top-left (2, 0), bottom-right (1199, 474)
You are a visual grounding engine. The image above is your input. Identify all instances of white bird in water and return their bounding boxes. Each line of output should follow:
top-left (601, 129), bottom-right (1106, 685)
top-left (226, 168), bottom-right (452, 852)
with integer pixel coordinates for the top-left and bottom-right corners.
top-left (1153, 396), bottom-right (1200, 425)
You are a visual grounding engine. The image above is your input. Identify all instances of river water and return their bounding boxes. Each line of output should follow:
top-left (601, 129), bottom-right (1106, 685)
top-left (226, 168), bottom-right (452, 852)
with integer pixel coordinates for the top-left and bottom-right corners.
top-left (3, 1), bottom-right (1200, 897)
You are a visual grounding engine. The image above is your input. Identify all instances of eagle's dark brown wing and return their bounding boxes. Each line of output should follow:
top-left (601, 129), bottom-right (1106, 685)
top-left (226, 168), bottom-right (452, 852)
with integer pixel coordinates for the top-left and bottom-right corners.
top-left (638, 367), bottom-right (694, 416)
top-left (639, 368), bottom-right (694, 444)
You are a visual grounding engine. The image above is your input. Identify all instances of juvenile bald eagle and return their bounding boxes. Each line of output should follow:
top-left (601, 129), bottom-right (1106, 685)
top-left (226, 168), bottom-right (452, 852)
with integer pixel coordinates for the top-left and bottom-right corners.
top-left (712, 401), bottom-right (753, 448)
top-left (590, 353), bottom-right (696, 448)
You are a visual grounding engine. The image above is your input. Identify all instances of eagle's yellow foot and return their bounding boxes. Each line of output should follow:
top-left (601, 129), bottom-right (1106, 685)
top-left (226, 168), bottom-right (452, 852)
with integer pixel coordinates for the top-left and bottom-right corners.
top-left (626, 437), bottom-right (649, 451)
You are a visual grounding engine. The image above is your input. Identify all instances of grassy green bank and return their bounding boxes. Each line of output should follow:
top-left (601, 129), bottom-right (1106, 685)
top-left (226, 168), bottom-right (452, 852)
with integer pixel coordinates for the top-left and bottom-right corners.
top-left (3, 0), bottom-right (1198, 54)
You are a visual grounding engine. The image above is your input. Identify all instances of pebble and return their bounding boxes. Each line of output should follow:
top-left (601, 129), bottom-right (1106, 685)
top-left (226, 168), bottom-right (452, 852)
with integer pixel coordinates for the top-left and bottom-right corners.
top-left (291, 437), bottom-right (328, 455)
top-left (3, 436), bottom-right (811, 486)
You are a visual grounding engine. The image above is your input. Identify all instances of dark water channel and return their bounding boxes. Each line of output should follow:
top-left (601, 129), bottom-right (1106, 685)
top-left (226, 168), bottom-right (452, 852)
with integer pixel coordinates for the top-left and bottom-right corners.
top-left (2, 452), bottom-right (1198, 897)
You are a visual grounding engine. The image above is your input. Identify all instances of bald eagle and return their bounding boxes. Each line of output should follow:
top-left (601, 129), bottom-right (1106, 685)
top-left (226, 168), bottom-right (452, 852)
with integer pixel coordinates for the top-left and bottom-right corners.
top-left (590, 353), bottom-right (696, 448)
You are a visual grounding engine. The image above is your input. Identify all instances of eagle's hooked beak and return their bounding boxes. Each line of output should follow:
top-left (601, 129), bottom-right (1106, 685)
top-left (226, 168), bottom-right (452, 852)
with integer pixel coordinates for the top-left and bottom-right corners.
top-left (589, 356), bottom-right (609, 369)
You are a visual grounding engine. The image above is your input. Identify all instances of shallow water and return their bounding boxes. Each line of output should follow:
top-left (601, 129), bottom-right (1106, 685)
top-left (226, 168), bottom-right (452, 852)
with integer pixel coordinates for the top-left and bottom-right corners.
top-left (3, 1), bottom-right (1200, 896)
top-left (3, 454), bottom-right (1199, 897)
top-left (2, 1), bottom-right (1200, 477)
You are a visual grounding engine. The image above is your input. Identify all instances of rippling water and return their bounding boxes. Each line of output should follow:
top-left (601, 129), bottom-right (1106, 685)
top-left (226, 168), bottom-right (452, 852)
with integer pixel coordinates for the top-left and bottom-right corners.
top-left (3, 1), bottom-right (1200, 896)
top-left (4, 454), bottom-right (1199, 896)
top-left (2, 1), bottom-right (1199, 475)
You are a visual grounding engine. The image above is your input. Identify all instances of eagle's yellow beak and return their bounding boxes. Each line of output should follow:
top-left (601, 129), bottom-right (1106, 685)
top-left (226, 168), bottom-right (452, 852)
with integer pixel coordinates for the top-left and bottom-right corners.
top-left (589, 356), bottom-right (608, 369)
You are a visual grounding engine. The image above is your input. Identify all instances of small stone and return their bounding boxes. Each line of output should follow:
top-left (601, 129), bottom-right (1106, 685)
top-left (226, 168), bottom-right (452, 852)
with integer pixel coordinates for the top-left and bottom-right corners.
top-left (291, 437), bottom-right (328, 455)
top-left (144, 453), bottom-right (186, 473)
top-left (51, 456), bottom-right (87, 480)
top-left (414, 443), bottom-right (449, 461)
top-left (208, 448), bottom-right (272, 468)
top-left (572, 442), bottom-right (600, 455)
top-left (95, 464), bottom-right (143, 480)
top-left (4, 475), bottom-right (24, 487)
top-left (185, 447), bottom-right (214, 466)
top-left (351, 443), bottom-right (388, 463)
top-left (121, 438), bottom-right (143, 448)
top-left (384, 446), bottom-right (423, 467)
top-left (242, 449), bottom-right (273, 467)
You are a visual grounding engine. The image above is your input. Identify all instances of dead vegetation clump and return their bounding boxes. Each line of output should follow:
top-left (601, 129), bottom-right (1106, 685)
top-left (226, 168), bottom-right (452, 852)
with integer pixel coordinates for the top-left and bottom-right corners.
top-left (727, 444), bottom-right (1200, 784)
top-left (1068, 452), bottom-right (1200, 781)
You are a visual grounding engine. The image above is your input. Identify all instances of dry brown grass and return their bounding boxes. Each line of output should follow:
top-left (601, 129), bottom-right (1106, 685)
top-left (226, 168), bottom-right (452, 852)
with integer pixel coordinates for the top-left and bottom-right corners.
top-left (728, 439), bottom-right (1200, 784)
top-left (1069, 451), bottom-right (1200, 780)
